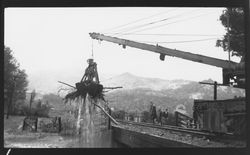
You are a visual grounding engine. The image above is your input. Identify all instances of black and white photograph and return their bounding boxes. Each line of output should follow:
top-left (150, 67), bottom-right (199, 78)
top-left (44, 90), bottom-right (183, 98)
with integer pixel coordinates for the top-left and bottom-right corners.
top-left (3, 6), bottom-right (246, 148)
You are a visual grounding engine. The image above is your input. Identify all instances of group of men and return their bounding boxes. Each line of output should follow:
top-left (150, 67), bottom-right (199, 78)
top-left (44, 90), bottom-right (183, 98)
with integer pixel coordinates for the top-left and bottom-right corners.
top-left (149, 101), bottom-right (168, 125)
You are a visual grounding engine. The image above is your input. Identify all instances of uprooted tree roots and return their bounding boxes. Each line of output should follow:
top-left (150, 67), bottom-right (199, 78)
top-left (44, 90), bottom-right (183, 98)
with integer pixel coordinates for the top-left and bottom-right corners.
top-left (59, 80), bottom-right (120, 125)
top-left (64, 81), bottom-right (105, 103)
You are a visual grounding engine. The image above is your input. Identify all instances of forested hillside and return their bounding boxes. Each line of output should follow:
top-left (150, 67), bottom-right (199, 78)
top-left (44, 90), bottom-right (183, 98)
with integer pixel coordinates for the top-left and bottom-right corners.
top-left (27, 72), bottom-right (245, 117)
top-left (105, 79), bottom-right (245, 116)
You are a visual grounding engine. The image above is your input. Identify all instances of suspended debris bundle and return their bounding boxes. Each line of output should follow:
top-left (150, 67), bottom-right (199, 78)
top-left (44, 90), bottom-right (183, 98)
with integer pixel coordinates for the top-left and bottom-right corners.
top-left (63, 58), bottom-right (105, 103)
top-left (58, 58), bottom-right (122, 125)
top-left (77, 81), bottom-right (104, 99)
top-left (64, 81), bottom-right (105, 103)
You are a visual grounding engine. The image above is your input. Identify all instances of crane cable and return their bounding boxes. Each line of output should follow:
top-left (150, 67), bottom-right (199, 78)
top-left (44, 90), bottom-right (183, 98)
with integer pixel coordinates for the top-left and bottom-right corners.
top-left (91, 39), bottom-right (94, 59)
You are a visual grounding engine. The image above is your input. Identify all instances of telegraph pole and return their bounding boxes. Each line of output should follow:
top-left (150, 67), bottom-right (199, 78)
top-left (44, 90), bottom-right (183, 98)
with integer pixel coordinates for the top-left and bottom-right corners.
top-left (214, 81), bottom-right (217, 100)
top-left (29, 90), bottom-right (36, 116)
top-left (199, 81), bottom-right (227, 100)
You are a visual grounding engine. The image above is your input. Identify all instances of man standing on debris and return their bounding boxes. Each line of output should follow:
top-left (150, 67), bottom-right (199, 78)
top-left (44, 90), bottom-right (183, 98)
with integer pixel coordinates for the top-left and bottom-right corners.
top-left (149, 102), bottom-right (157, 124)
top-left (81, 58), bottom-right (99, 84)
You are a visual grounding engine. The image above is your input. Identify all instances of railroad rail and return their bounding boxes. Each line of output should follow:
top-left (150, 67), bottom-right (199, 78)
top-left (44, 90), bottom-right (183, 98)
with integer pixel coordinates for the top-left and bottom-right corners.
top-left (111, 120), bottom-right (246, 147)
top-left (116, 120), bottom-right (242, 140)
top-left (117, 120), bottom-right (215, 137)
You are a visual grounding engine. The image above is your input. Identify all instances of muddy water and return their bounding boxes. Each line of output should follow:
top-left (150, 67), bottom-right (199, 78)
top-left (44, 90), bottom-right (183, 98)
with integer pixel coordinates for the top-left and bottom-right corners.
top-left (65, 96), bottom-right (122, 148)
top-left (3, 104), bottom-right (124, 148)
top-left (65, 130), bottom-right (121, 148)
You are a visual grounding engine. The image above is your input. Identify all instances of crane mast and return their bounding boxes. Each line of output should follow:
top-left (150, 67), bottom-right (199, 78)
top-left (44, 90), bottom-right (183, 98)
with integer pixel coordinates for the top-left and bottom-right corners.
top-left (89, 32), bottom-right (245, 88)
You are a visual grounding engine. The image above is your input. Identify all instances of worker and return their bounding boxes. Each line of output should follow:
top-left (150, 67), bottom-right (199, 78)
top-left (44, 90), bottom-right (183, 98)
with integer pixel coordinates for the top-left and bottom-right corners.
top-left (81, 58), bottom-right (99, 83)
top-left (149, 102), bottom-right (153, 115)
top-left (149, 102), bottom-right (157, 124)
top-left (162, 108), bottom-right (169, 125)
top-left (193, 109), bottom-right (198, 128)
top-left (158, 108), bottom-right (163, 126)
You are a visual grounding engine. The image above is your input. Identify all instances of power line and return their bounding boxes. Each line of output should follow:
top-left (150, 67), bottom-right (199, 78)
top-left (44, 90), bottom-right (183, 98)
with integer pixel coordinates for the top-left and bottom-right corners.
top-left (107, 17), bottom-right (171, 36)
top-left (136, 37), bottom-right (218, 44)
top-left (100, 8), bottom-right (178, 34)
top-left (103, 33), bottom-right (223, 37)
top-left (118, 11), bottom-right (218, 36)
top-left (112, 8), bottom-right (203, 36)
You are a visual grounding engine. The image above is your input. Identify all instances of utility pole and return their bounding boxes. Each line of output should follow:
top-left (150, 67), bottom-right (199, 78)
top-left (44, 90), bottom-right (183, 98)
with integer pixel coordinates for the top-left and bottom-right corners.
top-left (29, 90), bottom-right (36, 116)
top-left (214, 81), bottom-right (217, 100)
top-left (199, 81), bottom-right (227, 100)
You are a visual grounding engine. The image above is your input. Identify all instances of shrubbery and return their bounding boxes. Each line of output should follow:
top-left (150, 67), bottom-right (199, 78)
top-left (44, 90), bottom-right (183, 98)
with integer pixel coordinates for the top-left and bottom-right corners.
top-left (141, 111), bottom-right (151, 123)
top-left (60, 113), bottom-right (77, 136)
top-left (111, 110), bottom-right (125, 120)
top-left (9, 100), bottom-right (51, 117)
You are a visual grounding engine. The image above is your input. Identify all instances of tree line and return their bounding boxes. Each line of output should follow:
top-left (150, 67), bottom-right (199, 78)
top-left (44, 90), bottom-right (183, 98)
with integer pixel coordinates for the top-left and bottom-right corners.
top-left (216, 8), bottom-right (245, 60)
top-left (4, 46), bottom-right (51, 118)
top-left (4, 46), bottom-right (29, 118)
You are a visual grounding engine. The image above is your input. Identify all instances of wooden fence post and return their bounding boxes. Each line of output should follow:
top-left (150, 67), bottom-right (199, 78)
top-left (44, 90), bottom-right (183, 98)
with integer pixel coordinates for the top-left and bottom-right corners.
top-left (22, 117), bottom-right (26, 130)
top-left (35, 117), bottom-right (38, 132)
top-left (108, 108), bottom-right (111, 129)
top-left (58, 117), bottom-right (62, 132)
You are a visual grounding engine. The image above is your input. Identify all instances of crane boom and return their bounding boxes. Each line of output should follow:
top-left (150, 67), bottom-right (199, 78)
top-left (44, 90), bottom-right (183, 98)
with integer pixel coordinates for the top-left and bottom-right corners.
top-left (89, 32), bottom-right (238, 69)
top-left (89, 32), bottom-right (244, 88)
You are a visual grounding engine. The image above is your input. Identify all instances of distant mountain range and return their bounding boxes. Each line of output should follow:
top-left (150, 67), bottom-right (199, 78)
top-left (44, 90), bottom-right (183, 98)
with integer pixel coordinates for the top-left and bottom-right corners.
top-left (102, 72), bottom-right (191, 91)
top-left (27, 70), bottom-right (113, 94)
top-left (102, 73), bottom-right (245, 116)
top-left (27, 71), bottom-right (190, 94)
top-left (28, 72), bottom-right (245, 116)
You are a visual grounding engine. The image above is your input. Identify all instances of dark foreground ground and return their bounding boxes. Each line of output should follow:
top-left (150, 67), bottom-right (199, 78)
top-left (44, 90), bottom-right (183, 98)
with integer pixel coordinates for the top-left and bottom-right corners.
top-left (4, 115), bottom-right (121, 148)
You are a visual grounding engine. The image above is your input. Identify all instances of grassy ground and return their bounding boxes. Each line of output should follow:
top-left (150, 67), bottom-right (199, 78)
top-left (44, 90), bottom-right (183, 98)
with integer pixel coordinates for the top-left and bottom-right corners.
top-left (4, 115), bottom-right (25, 133)
top-left (4, 115), bottom-right (74, 148)
top-left (4, 114), bottom-right (115, 148)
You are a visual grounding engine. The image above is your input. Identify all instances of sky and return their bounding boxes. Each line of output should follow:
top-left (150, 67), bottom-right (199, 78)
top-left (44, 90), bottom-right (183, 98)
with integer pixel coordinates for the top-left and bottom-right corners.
top-left (4, 7), bottom-right (242, 92)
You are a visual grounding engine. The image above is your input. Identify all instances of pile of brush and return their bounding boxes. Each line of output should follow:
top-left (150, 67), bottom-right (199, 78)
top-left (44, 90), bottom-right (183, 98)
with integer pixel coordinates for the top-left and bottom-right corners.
top-left (64, 81), bottom-right (105, 103)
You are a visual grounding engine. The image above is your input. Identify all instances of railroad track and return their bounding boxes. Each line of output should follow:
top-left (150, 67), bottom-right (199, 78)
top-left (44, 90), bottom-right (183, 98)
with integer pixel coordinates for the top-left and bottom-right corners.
top-left (117, 120), bottom-right (216, 138)
top-left (116, 120), bottom-right (244, 141)
top-left (112, 121), bottom-right (246, 147)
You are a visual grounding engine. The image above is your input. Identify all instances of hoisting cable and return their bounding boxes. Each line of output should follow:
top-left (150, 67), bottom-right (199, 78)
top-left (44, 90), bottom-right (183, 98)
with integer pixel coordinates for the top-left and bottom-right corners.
top-left (91, 39), bottom-right (94, 59)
